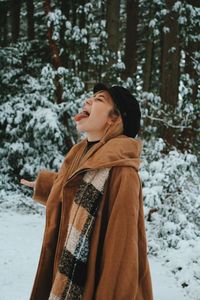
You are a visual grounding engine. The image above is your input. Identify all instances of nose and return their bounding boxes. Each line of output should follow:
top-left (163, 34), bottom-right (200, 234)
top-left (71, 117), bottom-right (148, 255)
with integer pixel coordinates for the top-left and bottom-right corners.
top-left (85, 97), bottom-right (93, 105)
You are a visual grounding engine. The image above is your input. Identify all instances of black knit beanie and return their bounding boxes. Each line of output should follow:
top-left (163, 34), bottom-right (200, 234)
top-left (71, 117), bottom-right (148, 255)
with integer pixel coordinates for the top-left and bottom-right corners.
top-left (93, 83), bottom-right (141, 138)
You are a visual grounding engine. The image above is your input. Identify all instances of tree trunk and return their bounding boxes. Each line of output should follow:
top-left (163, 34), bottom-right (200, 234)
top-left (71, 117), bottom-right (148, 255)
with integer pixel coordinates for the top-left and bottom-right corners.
top-left (0, 1), bottom-right (9, 46)
top-left (44, 0), bottom-right (74, 149)
top-left (186, 0), bottom-right (200, 7)
top-left (143, 3), bottom-right (154, 91)
top-left (72, 0), bottom-right (78, 27)
top-left (60, 0), bottom-right (71, 67)
top-left (159, 0), bottom-right (180, 148)
top-left (43, 0), bottom-right (63, 103)
top-left (106, 0), bottom-right (121, 65)
top-left (26, 0), bottom-right (35, 40)
top-left (11, 0), bottom-right (21, 43)
top-left (160, 0), bottom-right (180, 107)
top-left (179, 39), bottom-right (200, 150)
top-left (185, 41), bottom-right (199, 103)
top-left (122, 0), bottom-right (138, 79)
top-left (79, 0), bottom-right (86, 76)
top-left (143, 40), bottom-right (153, 91)
top-left (70, 0), bottom-right (79, 70)
top-left (61, 0), bottom-right (70, 19)
top-left (97, 1), bottom-right (106, 81)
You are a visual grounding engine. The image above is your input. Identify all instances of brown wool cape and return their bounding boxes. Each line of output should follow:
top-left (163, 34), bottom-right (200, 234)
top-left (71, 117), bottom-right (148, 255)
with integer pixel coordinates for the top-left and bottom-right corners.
top-left (29, 118), bottom-right (154, 300)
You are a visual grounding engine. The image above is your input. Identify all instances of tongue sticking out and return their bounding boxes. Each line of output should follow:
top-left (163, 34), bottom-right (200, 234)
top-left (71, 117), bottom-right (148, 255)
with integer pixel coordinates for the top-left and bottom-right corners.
top-left (73, 111), bottom-right (89, 121)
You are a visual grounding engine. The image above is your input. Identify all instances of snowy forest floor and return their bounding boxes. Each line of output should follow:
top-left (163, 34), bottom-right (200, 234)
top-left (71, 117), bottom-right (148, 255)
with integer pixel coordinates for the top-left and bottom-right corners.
top-left (0, 208), bottom-right (194, 300)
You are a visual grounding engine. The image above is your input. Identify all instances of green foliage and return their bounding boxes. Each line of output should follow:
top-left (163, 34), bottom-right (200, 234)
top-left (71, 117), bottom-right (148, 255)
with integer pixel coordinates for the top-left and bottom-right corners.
top-left (0, 42), bottom-right (85, 191)
top-left (0, 0), bottom-right (199, 190)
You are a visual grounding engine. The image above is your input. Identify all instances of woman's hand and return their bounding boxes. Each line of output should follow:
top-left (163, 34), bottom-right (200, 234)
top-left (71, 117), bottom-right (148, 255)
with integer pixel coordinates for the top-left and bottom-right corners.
top-left (20, 178), bottom-right (36, 189)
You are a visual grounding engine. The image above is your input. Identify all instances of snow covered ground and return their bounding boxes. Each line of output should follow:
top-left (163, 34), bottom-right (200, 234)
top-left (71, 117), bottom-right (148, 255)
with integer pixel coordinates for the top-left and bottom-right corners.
top-left (0, 210), bottom-right (192, 300)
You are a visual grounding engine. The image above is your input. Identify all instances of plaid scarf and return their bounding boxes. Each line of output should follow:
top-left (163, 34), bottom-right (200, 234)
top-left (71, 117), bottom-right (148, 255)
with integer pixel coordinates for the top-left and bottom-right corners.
top-left (49, 167), bottom-right (111, 300)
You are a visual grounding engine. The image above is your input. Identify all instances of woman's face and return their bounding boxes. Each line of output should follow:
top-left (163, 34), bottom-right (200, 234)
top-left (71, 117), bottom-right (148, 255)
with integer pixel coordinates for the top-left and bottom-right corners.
top-left (75, 90), bottom-right (118, 140)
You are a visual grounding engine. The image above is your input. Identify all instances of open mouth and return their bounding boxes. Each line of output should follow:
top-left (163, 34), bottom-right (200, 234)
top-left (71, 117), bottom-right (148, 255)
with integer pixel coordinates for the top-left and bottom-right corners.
top-left (73, 110), bottom-right (90, 121)
top-left (82, 110), bottom-right (90, 116)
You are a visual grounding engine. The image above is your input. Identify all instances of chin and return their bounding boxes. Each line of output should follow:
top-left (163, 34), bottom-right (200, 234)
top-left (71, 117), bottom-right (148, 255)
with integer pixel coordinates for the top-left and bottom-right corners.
top-left (76, 123), bottom-right (86, 133)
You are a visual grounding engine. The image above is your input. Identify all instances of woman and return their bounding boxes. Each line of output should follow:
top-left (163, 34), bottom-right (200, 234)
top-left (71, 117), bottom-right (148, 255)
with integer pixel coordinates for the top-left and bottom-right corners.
top-left (20, 83), bottom-right (153, 300)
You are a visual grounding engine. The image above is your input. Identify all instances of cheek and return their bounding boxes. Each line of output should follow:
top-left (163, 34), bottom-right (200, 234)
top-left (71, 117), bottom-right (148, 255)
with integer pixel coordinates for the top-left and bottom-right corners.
top-left (91, 105), bottom-right (109, 119)
top-left (90, 110), bottom-right (109, 126)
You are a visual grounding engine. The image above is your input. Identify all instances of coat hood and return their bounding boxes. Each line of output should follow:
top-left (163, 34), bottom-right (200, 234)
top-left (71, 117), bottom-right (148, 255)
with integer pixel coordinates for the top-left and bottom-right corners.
top-left (65, 117), bottom-right (143, 181)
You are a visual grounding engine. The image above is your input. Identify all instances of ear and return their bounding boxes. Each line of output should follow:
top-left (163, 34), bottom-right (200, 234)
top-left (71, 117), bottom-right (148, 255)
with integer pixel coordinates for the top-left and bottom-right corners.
top-left (107, 107), bottom-right (121, 125)
top-left (107, 115), bottom-right (114, 125)
top-left (107, 116), bottom-right (118, 126)
top-left (107, 121), bottom-right (113, 125)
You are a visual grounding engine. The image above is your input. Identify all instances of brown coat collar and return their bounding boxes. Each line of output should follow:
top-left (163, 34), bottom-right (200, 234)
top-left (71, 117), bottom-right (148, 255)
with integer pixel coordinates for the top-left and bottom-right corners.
top-left (64, 118), bottom-right (143, 183)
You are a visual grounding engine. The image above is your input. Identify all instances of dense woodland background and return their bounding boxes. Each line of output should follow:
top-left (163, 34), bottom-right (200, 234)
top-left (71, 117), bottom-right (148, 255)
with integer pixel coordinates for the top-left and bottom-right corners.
top-left (0, 1), bottom-right (200, 297)
top-left (0, 0), bottom-right (199, 192)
